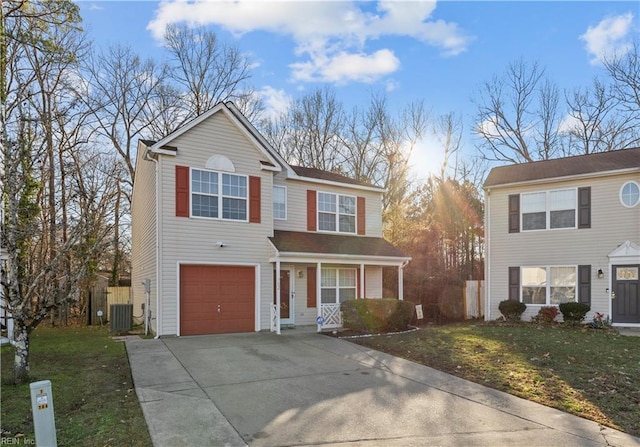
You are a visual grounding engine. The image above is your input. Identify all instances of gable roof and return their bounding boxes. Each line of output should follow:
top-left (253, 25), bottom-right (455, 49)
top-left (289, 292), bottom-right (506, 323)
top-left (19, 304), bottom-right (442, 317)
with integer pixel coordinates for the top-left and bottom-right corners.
top-left (146, 102), bottom-right (281, 171)
top-left (269, 230), bottom-right (408, 259)
top-left (484, 147), bottom-right (640, 188)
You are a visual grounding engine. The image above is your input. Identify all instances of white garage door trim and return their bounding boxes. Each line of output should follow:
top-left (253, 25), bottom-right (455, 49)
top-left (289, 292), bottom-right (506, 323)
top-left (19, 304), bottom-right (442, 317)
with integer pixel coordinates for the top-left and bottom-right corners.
top-left (176, 261), bottom-right (261, 336)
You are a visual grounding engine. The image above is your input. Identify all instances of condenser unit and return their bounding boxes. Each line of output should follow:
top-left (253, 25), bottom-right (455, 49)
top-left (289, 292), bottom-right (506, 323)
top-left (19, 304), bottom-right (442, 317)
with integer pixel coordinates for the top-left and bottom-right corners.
top-left (109, 304), bottom-right (132, 332)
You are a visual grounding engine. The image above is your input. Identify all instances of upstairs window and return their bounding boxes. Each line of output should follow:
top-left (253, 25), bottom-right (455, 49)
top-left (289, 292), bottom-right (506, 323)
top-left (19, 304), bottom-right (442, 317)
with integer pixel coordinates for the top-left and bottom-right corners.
top-left (620, 181), bottom-right (640, 208)
top-left (318, 192), bottom-right (356, 233)
top-left (191, 168), bottom-right (247, 221)
top-left (521, 189), bottom-right (576, 231)
top-left (273, 186), bottom-right (287, 220)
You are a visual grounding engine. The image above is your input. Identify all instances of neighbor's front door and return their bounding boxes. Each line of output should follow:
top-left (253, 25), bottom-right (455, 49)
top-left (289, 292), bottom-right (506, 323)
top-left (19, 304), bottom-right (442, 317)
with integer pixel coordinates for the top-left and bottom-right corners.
top-left (274, 269), bottom-right (293, 324)
top-left (612, 265), bottom-right (640, 324)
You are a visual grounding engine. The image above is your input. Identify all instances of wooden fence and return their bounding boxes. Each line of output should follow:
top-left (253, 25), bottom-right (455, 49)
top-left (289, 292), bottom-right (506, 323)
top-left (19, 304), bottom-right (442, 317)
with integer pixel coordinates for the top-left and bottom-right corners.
top-left (89, 286), bottom-right (131, 325)
top-left (463, 280), bottom-right (484, 319)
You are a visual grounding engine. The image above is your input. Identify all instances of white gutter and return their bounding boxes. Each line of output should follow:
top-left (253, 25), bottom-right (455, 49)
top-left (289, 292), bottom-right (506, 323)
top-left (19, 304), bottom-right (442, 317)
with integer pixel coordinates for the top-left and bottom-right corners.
top-left (486, 167), bottom-right (639, 190)
top-left (144, 147), bottom-right (162, 338)
top-left (484, 188), bottom-right (490, 321)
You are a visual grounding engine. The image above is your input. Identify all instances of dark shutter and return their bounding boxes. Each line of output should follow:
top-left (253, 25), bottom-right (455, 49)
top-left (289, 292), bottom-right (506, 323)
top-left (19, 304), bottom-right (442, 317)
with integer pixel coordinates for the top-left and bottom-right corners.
top-left (175, 165), bottom-right (190, 217)
top-left (307, 267), bottom-right (317, 308)
top-left (508, 267), bottom-right (520, 301)
top-left (249, 176), bottom-right (261, 223)
top-left (578, 265), bottom-right (591, 306)
top-left (508, 194), bottom-right (520, 233)
top-left (357, 197), bottom-right (366, 235)
top-left (578, 187), bottom-right (591, 229)
top-left (307, 190), bottom-right (317, 231)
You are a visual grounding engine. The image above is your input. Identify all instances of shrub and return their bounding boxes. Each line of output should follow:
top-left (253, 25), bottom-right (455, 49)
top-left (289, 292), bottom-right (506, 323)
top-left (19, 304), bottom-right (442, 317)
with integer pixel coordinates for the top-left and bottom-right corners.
top-left (559, 302), bottom-right (590, 323)
top-left (341, 299), bottom-right (415, 333)
top-left (498, 300), bottom-right (526, 321)
top-left (532, 306), bottom-right (559, 324)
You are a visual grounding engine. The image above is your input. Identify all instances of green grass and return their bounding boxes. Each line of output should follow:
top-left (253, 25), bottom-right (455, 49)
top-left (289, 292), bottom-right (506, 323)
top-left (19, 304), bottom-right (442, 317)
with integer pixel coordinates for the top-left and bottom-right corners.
top-left (349, 322), bottom-right (640, 436)
top-left (1, 326), bottom-right (152, 446)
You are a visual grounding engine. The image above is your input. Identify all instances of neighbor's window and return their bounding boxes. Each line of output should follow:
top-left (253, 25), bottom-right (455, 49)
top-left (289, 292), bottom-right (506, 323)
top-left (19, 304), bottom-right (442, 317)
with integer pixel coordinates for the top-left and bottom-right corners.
top-left (521, 189), bottom-right (576, 231)
top-left (320, 268), bottom-right (356, 304)
top-left (273, 186), bottom-right (287, 220)
top-left (521, 266), bottom-right (576, 305)
top-left (620, 181), bottom-right (640, 208)
top-left (317, 192), bottom-right (356, 233)
top-left (191, 168), bottom-right (247, 220)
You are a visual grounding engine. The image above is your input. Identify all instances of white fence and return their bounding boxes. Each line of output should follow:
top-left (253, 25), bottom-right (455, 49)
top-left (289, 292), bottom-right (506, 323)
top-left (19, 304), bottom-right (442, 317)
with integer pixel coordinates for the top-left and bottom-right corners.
top-left (464, 280), bottom-right (484, 319)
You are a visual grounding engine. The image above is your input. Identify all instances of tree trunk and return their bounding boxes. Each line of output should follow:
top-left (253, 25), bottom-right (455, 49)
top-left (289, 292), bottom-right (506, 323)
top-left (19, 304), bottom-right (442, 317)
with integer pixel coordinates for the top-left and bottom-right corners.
top-left (13, 322), bottom-right (31, 384)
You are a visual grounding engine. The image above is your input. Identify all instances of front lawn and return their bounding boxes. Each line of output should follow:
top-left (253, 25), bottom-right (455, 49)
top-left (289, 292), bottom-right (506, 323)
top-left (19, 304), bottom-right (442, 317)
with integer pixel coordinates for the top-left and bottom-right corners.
top-left (349, 322), bottom-right (640, 436)
top-left (1, 326), bottom-right (152, 446)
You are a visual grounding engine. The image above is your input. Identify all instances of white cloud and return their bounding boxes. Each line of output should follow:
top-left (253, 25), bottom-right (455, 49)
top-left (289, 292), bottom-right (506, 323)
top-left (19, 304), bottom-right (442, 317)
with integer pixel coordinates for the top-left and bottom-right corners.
top-left (558, 114), bottom-right (581, 134)
top-left (147, 0), bottom-right (471, 84)
top-left (580, 12), bottom-right (634, 65)
top-left (259, 86), bottom-right (292, 121)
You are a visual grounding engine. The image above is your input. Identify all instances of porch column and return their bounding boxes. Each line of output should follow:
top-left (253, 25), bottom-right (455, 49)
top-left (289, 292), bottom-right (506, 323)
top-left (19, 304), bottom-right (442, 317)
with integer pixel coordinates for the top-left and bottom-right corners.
top-left (316, 262), bottom-right (322, 332)
top-left (398, 263), bottom-right (404, 301)
top-left (359, 264), bottom-right (365, 299)
top-left (275, 260), bottom-right (281, 335)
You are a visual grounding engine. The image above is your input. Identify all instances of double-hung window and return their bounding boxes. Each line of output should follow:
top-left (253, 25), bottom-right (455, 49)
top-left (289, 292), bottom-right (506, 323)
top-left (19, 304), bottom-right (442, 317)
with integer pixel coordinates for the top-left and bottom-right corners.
top-left (318, 192), bottom-right (356, 233)
top-left (521, 189), bottom-right (576, 231)
top-left (191, 168), bottom-right (247, 221)
top-left (321, 268), bottom-right (356, 304)
top-left (521, 266), bottom-right (576, 305)
top-left (273, 186), bottom-right (287, 220)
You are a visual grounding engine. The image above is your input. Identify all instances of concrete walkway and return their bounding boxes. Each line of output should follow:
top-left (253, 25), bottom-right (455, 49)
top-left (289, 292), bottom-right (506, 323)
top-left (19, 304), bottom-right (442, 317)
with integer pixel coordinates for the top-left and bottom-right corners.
top-left (125, 332), bottom-right (639, 447)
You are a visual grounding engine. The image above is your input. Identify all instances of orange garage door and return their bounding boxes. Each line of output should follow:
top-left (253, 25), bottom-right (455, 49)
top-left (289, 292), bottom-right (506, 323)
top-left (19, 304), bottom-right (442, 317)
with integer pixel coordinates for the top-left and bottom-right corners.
top-left (180, 265), bottom-right (255, 335)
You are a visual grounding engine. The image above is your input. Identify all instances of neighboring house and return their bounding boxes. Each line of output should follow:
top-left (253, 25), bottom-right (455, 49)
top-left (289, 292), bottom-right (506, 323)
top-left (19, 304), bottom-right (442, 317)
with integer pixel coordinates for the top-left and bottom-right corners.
top-left (131, 102), bottom-right (410, 337)
top-left (484, 148), bottom-right (640, 326)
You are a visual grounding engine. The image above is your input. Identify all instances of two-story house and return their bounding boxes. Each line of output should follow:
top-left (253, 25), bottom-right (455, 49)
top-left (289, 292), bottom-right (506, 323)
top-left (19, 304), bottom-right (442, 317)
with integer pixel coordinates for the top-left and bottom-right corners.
top-left (483, 148), bottom-right (640, 326)
top-left (131, 102), bottom-right (410, 337)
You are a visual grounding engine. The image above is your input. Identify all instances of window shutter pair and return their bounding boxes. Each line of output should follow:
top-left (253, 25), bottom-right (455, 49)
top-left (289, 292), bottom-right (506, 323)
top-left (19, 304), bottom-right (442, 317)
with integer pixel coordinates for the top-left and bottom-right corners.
top-left (175, 165), bottom-right (261, 223)
top-left (507, 187), bottom-right (591, 232)
top-left (306, 190), bottom-right (366, 234)
top-left (507, 265), bottom-right (591, 305)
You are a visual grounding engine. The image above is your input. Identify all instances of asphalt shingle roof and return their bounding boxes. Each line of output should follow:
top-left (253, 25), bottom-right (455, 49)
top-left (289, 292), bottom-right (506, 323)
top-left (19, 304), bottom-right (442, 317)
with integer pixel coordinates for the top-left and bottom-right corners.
top-left (484, 147), bottom-right (640, 188)
top-left (290, 166), bottom-right (377, 188)
top-left (269, 230), bottom-right (407, 258)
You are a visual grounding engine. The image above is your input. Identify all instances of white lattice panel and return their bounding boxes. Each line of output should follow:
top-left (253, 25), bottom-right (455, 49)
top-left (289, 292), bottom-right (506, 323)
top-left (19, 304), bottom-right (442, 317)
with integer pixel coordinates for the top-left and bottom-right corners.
top-left (321, 303), bottom-right (342, 329)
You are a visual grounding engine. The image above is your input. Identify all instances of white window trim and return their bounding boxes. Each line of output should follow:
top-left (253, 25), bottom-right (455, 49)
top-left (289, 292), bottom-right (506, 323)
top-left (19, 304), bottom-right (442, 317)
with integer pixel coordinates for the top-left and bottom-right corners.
top-left (317, 191), bottom-right (357, 234)
top-left (190, 167), bottom-right (249, 222)
top-left (273, 185), bottom-right (287, 220)
top-left (620, 181), bottom-right (640, 208)
top-left (521, 188), bottom-right (577, 232)
top-left (520, 265), bottom-right (578, 306)
top-left (321, 268), bottom-right (357, 304)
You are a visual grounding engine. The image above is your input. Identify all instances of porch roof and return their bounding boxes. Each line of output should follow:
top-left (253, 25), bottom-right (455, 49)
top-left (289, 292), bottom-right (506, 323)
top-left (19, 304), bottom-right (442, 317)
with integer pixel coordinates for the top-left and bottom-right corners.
top-left (269, 230), bottom-right (408, 260)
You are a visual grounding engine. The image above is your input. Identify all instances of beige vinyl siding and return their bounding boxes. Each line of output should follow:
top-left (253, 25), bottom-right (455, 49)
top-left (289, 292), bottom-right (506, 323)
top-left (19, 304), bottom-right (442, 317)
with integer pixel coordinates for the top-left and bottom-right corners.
top-left (158, 112), bottom-right (275, 335)
top-left (273, 173), bottom-right (384, 237)
top-left (131, 143), bottom-right (158, 333)
top-left (487, 172), bottom-right (640, 321)
top-left (365, 266), bottom-right (383, 298)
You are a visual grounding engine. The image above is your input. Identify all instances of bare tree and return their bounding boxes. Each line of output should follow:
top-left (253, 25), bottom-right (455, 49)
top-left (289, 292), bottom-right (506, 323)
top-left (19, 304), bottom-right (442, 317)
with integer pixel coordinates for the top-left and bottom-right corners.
top-left (473, 60), bottom-right (559, 163)
top-left (164, 24), bottom-right (261, 122)
top-left (2, 0), bottom-right (116, 383)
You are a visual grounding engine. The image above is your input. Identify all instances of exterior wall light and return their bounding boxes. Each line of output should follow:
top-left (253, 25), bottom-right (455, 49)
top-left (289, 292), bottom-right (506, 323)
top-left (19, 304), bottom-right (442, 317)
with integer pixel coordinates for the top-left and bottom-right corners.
top-left (597, 269), bottom-right (604, 279)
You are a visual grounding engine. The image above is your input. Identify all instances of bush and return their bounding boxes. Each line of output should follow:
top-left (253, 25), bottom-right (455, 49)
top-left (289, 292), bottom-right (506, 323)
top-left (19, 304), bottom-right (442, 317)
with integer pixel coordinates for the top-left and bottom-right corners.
top-left (559, 302), bottom-right (590, 323)
top-left (341, 298), bottom-right (415, 333)
top-left (498, 300), bottom-right (526, 321)
top-left (532, 306), bottom-right (559, 324)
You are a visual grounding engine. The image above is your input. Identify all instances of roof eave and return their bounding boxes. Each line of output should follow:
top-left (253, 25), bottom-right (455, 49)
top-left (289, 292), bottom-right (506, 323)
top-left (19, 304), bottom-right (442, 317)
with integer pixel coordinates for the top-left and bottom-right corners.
top-left (484, 167), bottom-right (640, 191)
top-left (270, 251), bottom-right (411, 265)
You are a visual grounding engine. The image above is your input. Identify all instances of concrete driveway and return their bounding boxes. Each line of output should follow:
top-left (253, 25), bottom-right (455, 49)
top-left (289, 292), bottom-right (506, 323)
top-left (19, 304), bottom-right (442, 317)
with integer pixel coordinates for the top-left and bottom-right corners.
top-left (125, 331), bottom-right (639, 447)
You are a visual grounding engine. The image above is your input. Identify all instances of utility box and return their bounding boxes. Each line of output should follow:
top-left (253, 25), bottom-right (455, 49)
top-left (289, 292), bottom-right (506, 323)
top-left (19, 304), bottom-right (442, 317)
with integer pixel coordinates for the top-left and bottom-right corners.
top-left (30, 380), bottom-right (57, 446)
top-left (109, 304), bottom-right (133, 332)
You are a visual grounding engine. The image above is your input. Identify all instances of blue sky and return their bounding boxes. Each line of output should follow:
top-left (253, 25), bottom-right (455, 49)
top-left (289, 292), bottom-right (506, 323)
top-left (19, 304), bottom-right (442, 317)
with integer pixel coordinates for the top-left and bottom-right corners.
top-left (77, 1), bottom-right (639, 177)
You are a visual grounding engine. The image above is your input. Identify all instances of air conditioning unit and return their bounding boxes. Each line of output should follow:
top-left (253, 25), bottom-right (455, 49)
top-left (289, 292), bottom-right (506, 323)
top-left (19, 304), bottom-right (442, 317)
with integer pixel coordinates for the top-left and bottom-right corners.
top-left (109, 304), bottom-right (133, 332)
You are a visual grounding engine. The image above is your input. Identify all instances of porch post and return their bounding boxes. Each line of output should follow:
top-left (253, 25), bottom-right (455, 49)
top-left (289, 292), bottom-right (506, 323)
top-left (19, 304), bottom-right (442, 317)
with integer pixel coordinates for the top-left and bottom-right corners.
top-left (398, 263), bottom-right (404, 301)
top-left (316, 262), bottom-right (322, 332)
top-left (359, 264), bottom-right (365, 299)
top-left (276, 260), bottom-right (281, 335)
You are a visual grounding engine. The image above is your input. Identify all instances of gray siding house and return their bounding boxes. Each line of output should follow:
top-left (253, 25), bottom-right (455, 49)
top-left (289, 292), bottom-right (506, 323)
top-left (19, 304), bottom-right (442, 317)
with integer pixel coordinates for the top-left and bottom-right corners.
top-left (131, 102), bottom-right (409, 337)
top-left (484, 148), bottom-right (640, 326)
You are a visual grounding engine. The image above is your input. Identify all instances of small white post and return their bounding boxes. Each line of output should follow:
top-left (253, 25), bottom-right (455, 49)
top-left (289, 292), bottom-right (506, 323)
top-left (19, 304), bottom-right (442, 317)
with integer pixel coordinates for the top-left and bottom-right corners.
top-left (30, 380), bottom-right (57, 446)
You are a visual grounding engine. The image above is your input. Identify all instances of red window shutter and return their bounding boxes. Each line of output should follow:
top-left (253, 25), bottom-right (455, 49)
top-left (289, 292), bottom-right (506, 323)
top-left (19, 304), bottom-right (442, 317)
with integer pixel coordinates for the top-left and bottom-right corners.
top-left (175, 165), bottom-right (189, 217)
top-left (307, 190), bottom-right (317, 231)
top-left (249, 176), bottom-right (261, 223)
top-left (307, 267), bottom-right (317, 308)
top-left (357, 197), bottom-right (366, 235)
